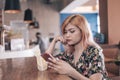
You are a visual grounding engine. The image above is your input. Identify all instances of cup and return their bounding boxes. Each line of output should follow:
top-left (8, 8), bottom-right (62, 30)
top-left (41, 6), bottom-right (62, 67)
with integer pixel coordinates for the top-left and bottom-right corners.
top-left (33, 45), bottom-right (48, 71)
top-left (36, 55), bottom-right (48, 71)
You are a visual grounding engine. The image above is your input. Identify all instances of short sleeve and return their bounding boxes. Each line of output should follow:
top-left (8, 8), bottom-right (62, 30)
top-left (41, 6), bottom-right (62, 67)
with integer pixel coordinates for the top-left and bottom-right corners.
top-left (87, 47), bottom-right (104, 77)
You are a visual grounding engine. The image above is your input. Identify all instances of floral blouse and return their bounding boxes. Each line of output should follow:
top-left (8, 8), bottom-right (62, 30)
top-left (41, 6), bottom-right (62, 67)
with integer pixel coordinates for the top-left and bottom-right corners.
top-left (56, 46), bottom-right (111, 80)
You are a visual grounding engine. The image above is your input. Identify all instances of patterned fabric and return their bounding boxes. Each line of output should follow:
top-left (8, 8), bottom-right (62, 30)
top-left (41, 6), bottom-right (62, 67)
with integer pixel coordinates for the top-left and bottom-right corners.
top-left (56, 46), bottom-right (111, 80)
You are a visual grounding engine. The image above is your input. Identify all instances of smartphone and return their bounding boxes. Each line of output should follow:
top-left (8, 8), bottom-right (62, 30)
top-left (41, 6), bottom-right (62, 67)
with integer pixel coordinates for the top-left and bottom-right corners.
top-left (41, 53), bottom-right (52, 62)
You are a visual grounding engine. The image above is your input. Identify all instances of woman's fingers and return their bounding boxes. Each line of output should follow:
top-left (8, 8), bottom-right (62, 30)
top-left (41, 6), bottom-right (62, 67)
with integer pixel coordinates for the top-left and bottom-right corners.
top-left (48, 54), bottom-right (55, 60)
top-left (61, 37), bottom-right (67, 44)
top-left (48, 57), bottom-right (61, 67)
top-left (56, 36), bottom-right (67, 44)
top-left (48, 65), bottom-right (57, 71)
top-left (48, 57), bottom-right (59, 64)
top-left (48, 60), bottom-right (60, 71)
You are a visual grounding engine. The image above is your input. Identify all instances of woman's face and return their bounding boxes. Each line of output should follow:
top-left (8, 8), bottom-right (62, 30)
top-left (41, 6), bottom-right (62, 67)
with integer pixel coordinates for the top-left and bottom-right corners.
top-left (63, 23), bottom-right (82, 46)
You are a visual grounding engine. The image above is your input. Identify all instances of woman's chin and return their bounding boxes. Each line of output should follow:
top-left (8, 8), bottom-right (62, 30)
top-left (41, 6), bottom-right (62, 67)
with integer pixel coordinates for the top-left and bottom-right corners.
top-left (67, 43), bottom-right (74, 46)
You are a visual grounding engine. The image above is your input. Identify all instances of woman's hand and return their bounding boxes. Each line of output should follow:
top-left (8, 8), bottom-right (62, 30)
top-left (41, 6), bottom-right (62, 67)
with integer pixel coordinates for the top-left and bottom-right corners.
top-left (53, 35), bottom-right (66, 44)
top-left (48, 57), bottom-right (74, 75)
top-left (45, 35), bottom-right (66, 55)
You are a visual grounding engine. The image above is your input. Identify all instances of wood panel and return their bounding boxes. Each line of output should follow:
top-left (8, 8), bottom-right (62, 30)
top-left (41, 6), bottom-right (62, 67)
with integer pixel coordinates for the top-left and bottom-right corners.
top-left (0, 9), bottom-right (2, 27)
top-left (0, 9), bottom-right (3, 45)
top-left (0, 57), bottom-right (72, 80)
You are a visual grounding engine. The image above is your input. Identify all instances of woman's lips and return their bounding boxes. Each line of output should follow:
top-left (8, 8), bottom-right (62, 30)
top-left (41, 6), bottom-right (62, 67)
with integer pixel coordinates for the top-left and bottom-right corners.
top-left (66, 39), bottom-right (71, 42)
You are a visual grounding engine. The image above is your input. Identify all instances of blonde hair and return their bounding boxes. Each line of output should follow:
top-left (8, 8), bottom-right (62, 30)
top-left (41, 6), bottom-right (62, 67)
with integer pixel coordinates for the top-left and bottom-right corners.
top-left (61, 14), bottom-right (101, 50)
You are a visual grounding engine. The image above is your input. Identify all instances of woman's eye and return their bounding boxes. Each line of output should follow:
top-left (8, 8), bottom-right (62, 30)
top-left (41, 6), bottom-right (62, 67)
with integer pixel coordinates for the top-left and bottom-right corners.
top-left (70, 30), bottom-right (75, 33)
top-left (64, 31), bottom-right (67, 34)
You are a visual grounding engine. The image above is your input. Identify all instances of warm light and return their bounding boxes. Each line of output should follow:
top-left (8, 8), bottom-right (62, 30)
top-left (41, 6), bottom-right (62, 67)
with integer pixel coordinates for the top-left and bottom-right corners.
top-left (24, 20), bottom-right (33, 24)
top-left (4, 10), bottom-right (21, 14)
top-left (72, 6), bottom-right (93, 12)
top-left (72, 5), bottom-right (99, 13)
top-left (4, 0), bottom-right (21, 14)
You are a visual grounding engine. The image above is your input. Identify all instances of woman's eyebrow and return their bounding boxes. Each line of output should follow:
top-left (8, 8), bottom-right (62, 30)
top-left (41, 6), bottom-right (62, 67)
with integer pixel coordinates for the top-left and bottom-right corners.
top-left (65, 28), bottom-right (75, 31)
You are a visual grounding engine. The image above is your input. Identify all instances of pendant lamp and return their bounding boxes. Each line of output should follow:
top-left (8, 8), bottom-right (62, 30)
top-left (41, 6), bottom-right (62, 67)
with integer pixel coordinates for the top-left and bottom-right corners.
top-left (24, 8), bottom-right (33, 23)
top-left (4, 0), bottom-right (21, 13)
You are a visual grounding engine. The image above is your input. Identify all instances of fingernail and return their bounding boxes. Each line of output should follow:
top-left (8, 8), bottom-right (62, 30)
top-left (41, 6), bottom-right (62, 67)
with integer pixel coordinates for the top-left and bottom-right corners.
top-left (56, 58), bottom-right (59, 60)
top-left (48, 58), bottom-right (51, 60)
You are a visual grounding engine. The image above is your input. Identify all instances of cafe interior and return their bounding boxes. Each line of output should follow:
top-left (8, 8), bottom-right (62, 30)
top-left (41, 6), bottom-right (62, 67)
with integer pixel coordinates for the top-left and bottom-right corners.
top-left (0, 0), bottom-right (120, 80)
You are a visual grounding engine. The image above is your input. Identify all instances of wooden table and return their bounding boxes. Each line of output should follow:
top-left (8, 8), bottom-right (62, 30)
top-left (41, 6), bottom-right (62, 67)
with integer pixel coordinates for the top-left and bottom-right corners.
top-left (105, 57), bottom-right (120, 76)
top-left (0, 57), bottom-right (72, 80)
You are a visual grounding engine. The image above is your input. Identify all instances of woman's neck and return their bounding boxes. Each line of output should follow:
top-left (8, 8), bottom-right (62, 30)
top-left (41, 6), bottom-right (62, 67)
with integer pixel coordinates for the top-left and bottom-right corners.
top-left (74, 42), bottom-right (83, 54)
top-left (73, 42), bottom-right (83, 64)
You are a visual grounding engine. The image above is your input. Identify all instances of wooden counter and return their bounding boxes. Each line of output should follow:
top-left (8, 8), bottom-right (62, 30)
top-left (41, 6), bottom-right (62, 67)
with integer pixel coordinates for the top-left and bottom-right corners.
top-left (0, 57), bottom-right (72, 80)
top-left (111, 76), bottom-right (120, 80)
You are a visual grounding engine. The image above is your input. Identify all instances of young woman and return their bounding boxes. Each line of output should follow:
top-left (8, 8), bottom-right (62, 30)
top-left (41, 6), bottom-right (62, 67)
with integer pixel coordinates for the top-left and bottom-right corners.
top-left (45, 15), bottom-right (110, 80)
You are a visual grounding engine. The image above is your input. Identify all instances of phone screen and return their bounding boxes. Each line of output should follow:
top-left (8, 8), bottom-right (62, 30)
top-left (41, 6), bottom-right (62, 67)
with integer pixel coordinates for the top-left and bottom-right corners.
top-left (41, 53), bottom-right (52, 61)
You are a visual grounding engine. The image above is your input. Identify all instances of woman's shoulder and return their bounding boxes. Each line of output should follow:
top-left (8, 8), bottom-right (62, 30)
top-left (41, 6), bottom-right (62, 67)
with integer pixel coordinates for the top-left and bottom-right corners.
top-left (86, 45), bottom-right (103, 55)
top-left (84, 45), bottom-right (104, 62)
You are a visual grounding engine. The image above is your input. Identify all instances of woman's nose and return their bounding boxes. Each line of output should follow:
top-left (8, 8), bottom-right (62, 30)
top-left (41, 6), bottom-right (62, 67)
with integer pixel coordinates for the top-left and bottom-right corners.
top-left (66, 32), bottom-right (70, 37)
